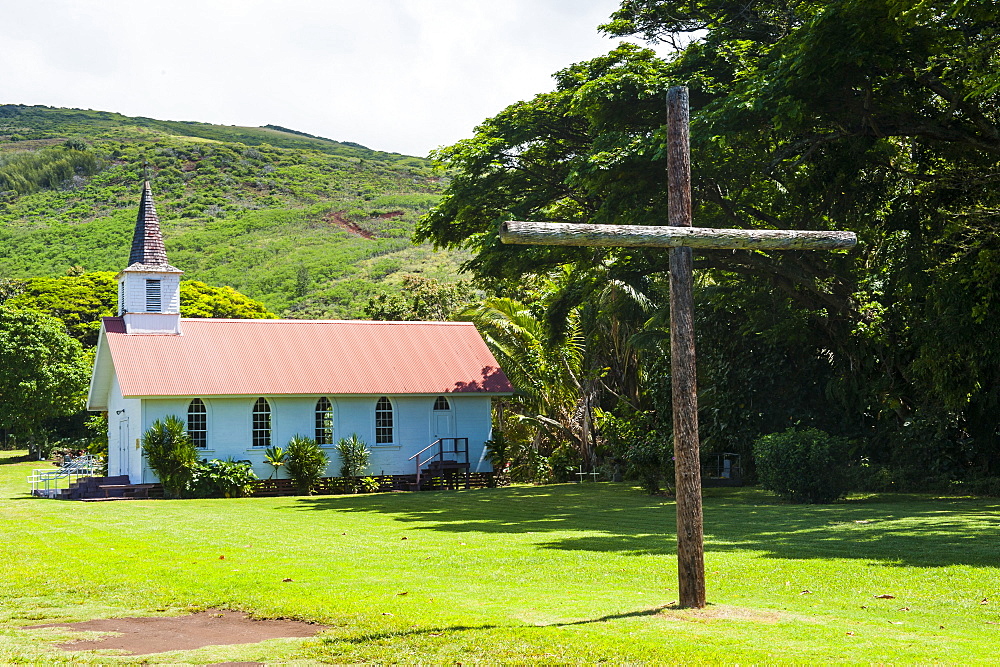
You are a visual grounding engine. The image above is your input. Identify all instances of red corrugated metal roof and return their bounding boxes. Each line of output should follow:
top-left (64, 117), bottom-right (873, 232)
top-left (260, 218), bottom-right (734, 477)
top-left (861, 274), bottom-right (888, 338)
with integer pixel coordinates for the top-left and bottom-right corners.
top-left (103, 318), bottom-right (513, 397)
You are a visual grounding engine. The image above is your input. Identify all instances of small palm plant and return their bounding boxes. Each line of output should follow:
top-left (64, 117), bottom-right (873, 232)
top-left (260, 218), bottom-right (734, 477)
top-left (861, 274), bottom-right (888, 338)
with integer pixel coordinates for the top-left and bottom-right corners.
top-left (263, 445), bottom-right (287, 479)
top-left (335, 433), bottom-right (371, 493)
top-left (142, 415), bottom-right (197, 498)
top-left (285, 435), bottom-right (329, 495)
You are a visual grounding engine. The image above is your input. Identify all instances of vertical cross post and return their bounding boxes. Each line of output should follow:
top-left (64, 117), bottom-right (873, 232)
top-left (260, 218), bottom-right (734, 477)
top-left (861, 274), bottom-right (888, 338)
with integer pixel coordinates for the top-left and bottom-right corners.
top-left (498, 88), bottom-right (855, 610)
top-left (667, 86), bottom-right (706, 609)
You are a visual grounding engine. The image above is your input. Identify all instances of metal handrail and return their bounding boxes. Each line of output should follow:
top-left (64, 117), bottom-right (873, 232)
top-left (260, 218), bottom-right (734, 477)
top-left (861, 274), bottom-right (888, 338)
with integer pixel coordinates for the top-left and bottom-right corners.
top-left (409, 438), bottom-right (469, 488)
top-left (407, 439), bottom-right (444, 461)
top-left (27, 454), bottom-right (102, 497)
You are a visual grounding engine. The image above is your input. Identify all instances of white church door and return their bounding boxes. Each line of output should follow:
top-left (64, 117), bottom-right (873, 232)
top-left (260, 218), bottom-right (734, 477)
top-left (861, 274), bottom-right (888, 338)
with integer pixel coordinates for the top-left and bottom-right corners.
top-left (431, 396), bottom-right (455, 445)
top-left (117, 419), bottom-right (130, 478)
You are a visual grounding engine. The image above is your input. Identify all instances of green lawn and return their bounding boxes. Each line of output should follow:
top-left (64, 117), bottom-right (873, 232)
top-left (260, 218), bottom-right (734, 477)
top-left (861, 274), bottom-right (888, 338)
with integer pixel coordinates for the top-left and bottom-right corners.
top-left (2, 448), bottom-right (998, 664)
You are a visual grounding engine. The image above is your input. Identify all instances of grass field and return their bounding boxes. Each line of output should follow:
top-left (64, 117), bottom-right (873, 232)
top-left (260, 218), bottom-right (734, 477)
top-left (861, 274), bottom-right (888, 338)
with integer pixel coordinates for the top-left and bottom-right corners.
top-left (2, 448), bottom-right (998, 664)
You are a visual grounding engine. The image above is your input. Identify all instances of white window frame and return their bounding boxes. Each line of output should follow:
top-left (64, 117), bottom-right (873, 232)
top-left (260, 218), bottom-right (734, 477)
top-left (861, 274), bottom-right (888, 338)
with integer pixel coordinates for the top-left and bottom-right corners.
top-left (187, 398), bottom-right (208, 448)
top-left (315, 397), bottom-right (334, 446)
top-left (252, 397), bottom-right (272, 447)
top-left (375, 396), bottom-right (394, 445)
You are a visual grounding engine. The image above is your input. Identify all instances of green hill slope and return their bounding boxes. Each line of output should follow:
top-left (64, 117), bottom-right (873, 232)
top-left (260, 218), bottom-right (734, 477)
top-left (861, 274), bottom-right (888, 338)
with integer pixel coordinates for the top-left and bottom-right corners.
top-left (0, 104), bottom-right (467, 317)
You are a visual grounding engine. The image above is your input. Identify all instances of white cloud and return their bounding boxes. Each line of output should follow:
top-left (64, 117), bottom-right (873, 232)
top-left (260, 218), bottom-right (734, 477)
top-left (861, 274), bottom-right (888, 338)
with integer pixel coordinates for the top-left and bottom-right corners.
top-left (0, 0), bottom-right (660, 156)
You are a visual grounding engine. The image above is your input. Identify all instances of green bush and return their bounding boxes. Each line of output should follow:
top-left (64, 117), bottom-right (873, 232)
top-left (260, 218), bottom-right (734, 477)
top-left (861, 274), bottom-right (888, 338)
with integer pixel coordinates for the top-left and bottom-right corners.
top-left (484, 433), bottom-right (511, 486)
top-left (595, 408), bottom-right (670, 494)
top-left (286, 435), bottom-right (330, 495)
top-left (753, 428), bottom-right (851, 503)
top-left (335, 433), bottom-right (371, 489)
top-left (625, 436), bottom-right (670, 495)
top-left (142, 416), bottom-right (197, 498)
top-left (358, 476), bottom-right (380, 493)
top-left (188, 458), bottom-right (258, 498)
top-left (510, 447), bottom-right (550, 485)
top-left (548, 444), bottom-right (581, 483)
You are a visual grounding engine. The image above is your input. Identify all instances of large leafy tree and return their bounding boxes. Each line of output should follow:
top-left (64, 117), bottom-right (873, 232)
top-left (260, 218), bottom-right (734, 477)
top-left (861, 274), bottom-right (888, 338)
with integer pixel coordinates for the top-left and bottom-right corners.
top-left (418, 0), bottom-right (1000, 478)
top-left (6, 272), bottom-right (277, 346)
top-left (0, 306), bottom-right (90, 452)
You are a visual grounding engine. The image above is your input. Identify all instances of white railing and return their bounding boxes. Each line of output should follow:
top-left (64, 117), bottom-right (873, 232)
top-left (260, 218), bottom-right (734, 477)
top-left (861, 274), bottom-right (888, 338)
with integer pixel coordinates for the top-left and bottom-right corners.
top-left (407, 438), bottom-right (469, 488)
top-left (27, 454), bottom-right (102, 497)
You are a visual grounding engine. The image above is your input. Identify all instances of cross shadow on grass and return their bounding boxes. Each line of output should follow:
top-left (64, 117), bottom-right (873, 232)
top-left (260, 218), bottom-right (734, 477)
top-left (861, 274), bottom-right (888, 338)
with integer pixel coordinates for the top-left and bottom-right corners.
top-left (290, 484), bottom-right (1000, 568)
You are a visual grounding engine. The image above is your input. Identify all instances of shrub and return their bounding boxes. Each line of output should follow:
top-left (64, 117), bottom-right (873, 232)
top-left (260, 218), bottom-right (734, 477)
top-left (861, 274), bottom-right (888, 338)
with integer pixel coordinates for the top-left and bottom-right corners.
top-left (484, 433), bottom-right (511, 486)
top-left (142, 416), bottom-right (197, 498)
top-left (335, 433), bottom-right (371, 491)
top-left (625, 436), bottom-right (671, 495)
top-left (548, 444), bottom-right (581, 483)
top-left (286, 435), bottom-right (330, 495)
top-left (358, 476), bottom-right (380, 493)
top-left (596, 408), bottom-right (670, 493)
top-left (484, 430), bottom-right (549, 484)
top-left (263, 445), bottom-right (287, 479)
top-left (188, 458), bottom-right (258, 498)
top-left (753, 427), bottom-right (851, 503)
top-left (510, 446), bottom-right (550, 485)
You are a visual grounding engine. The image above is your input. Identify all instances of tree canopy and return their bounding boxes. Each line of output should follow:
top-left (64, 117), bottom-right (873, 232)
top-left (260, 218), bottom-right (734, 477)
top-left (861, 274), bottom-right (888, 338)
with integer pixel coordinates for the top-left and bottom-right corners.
top-left (418, 0), bottom-right (1000, 483)
top-left (0, 306), bottom-right (90, 444)
top-left (5, 272), bottom-right (277, 346)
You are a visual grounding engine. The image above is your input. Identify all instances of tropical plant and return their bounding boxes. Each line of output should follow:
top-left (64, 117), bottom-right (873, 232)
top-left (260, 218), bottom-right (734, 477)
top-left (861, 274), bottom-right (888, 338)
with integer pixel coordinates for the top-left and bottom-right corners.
top-left (335, 433), bottom-right (371, 492)
top-left (141, 416), bottom-right (198, 498)
top-left (357, 476), bottom-right (381, 493)
top-left (263, 445), bottom-right (287, 479)
top-left (285, 434), bottom-right (329, 495)
top-left (461, 289), bottom-right (585, 453)
top-left (484, 432), bottom-right (511, 486)
top-left (188, 458), bottom-right (258, 498)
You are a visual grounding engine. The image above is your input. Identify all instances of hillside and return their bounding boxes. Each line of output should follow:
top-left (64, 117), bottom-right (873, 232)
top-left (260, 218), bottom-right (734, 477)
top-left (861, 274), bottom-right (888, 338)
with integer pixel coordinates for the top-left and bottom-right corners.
top-left (0, 104), bottom-right (468, 317)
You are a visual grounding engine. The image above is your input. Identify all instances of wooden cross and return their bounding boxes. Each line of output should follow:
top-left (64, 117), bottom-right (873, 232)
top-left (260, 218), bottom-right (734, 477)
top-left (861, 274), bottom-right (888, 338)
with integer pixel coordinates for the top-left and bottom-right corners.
top-left (500, 86), bottom-right (857, 609)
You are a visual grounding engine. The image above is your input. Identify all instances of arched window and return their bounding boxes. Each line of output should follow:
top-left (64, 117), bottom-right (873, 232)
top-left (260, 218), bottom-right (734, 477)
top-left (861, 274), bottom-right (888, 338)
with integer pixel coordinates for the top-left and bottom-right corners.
top-left (252, 398), bottom-right (271, 447)
top-left (433, 396), bottom-right (450, 411)
top-left (375, 396), bottom-right (393, 444)
top-left (188, 398), bottom-right (207, 448)
top-left (315, 397), bottom-right (333, 445)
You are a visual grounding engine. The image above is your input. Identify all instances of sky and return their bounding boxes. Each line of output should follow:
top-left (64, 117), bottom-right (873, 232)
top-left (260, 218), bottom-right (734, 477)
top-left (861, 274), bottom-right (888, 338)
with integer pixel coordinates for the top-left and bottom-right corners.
top-left (1, 0), bottom-right (661, 157)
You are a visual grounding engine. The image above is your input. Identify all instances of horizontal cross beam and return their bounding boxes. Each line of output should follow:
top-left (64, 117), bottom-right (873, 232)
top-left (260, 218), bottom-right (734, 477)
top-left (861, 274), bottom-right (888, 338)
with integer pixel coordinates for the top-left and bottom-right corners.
top-left (500, 221), bottom-right (857, 251)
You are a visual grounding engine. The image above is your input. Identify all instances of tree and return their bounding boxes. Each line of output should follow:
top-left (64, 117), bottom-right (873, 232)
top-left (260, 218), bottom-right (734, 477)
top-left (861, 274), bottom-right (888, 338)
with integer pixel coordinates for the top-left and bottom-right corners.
top-left (0, 278), bottom-right (24, 305)
top-left (179, 280), bottom-right (277, 319)
top-left (418, 0), bottom-right (1000, 483)
top-left (461, 285), bottom-right (588, 457)
top-left (364, 275), bottom-right (474, 321)
top-left (0, 306), bottom-right (90, 456)
top-left (4, 273), bottom-right (117, 346)
top-left (6, 272), bottom-right (277, 346)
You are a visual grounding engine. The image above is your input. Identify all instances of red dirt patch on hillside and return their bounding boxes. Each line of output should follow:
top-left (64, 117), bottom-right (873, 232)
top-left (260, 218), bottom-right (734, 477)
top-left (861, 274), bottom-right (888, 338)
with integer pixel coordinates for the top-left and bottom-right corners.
top-left (29, 609), bottom-right (324, 655)
top-left (375, 210), bottom-right (405, 219)
top-left (325, 210), bottom-right (374, 238)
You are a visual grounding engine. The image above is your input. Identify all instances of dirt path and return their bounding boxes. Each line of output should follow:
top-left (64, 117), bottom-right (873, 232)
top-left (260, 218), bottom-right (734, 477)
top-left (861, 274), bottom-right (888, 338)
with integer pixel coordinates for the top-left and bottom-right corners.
top-left (29, 609), bottom-right (324, 655)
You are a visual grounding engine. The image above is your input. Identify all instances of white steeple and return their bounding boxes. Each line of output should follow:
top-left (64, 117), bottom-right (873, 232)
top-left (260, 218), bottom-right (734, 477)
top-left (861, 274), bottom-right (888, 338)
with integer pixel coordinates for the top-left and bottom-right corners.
top-left (117, 181), bottom-right (183, 334)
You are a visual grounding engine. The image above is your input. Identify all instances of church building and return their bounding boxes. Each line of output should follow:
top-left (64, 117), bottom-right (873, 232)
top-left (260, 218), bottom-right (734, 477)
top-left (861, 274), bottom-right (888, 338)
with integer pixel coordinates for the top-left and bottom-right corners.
top-left (86, 183), bottom-right (512, 484)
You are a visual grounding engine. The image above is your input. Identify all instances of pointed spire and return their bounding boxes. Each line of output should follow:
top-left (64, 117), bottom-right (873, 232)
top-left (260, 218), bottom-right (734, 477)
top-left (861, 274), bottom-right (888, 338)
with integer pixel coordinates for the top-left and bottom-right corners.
top-left (127, 181), bottom-right (176, 269)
